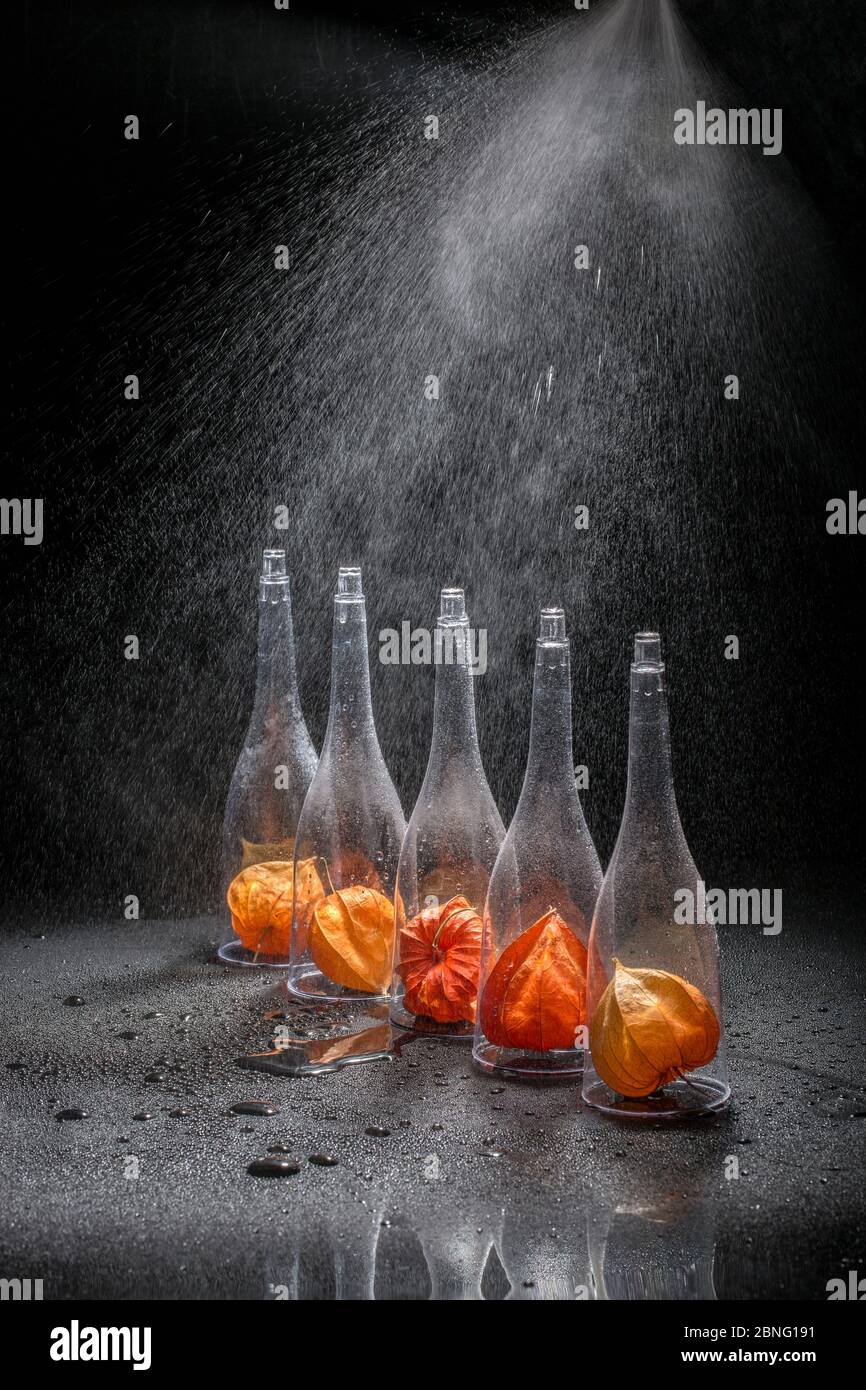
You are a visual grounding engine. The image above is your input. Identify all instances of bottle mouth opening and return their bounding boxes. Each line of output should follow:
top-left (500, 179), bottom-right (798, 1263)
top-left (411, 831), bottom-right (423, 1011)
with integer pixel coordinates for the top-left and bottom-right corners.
top-left (438, 586), bottom-right (468, 626)
top-left (538, 606), bottom-right (566, 643)
top-left (336, 566), bottom-right (364, 601)
top-left (260, 549), bottom-right (289, 586)
top-left (632, 630), bottom-right (663, 670)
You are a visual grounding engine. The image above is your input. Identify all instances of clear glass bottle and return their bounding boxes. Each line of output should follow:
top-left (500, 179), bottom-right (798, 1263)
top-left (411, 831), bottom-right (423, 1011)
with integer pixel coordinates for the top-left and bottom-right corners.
top-left (390, 587), bottom-right (505, 1038)
top-left (582, 633), bottom-right (729, 1117)
top-left (287, 567), bottom-right (406, 1003)
top-left (474, 607), bottom-right (602, 1077)
top-left (219, 549), bottom-right (317, 967)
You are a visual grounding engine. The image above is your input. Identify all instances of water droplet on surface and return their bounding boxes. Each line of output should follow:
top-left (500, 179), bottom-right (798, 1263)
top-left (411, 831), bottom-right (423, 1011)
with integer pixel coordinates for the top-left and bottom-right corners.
top-left (63, 996), bottom-right (85, 1006)
top-left (231, 1100), bottom-right (278, 1116)
top-left (309, 1153), bottom-right (339, 1167)
top-left (132, 1112), bottom-right (154, 1121)
top-left (56, 1108), bottom-right (88, 1121)
top-left (248, 1157), bottom-right (301, 1178)
top-left (144, 1072), bottom-right (167, 1083)
top-left (365, 1125), bottom-right (390, 1137)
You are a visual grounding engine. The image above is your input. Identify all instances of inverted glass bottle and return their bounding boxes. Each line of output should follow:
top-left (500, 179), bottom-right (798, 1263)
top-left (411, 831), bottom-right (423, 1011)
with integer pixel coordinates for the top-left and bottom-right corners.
top-left (287, 567), bottom-right (406, 1003)
top-left (219, 550), bottom-right (317, 967)
top-left (391, 588), bottom-right (505, 1039)
top-left (582, 633), bottom-right (729, 1118)
top-left (474, 608), bottom-right (602, 1077)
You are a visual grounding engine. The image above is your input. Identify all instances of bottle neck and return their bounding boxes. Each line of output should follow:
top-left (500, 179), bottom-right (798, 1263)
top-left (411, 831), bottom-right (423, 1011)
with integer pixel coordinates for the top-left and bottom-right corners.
top-left (326, 597), bottom-right (374, 737)
top-left (428, 626), bottom-right (480, 765)
top-left (251, 581), bottom-right (301, 724)
top-left (522, 639), bottom-right (574, 788)
top-left (622, 665), bottom-right (680, 826)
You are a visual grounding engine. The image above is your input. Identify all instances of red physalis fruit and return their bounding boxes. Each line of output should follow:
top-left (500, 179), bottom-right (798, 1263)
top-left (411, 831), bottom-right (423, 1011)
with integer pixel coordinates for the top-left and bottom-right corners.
top-left (398, 895), bottom-right (483, 1024)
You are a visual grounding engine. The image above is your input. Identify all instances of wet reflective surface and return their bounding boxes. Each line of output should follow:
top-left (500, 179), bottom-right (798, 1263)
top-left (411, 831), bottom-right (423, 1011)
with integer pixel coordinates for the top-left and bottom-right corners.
top-left (1, 910), bottom-right (863, 1299)
top-left (240, 1005), bottom-right (402, 1077)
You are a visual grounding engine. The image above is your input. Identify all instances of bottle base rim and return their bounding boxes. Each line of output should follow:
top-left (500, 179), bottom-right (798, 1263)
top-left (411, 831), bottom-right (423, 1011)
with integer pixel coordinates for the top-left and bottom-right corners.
top-left (472, 1041), bottom-right (585, 1079)
top-left (216, 940), bottom-right (291, 969)
top-left (581, 1072), bottom-right (730, 1118)
top-left (286, 963), bottom-right (391, 1005)
top-left (389, 1001), bottom-right (474, 1040)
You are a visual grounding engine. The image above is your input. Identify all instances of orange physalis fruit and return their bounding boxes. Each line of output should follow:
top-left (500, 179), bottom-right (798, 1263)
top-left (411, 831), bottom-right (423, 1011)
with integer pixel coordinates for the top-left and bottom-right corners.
top-left (227, 858), bottom-right (324, 959)
top-left (398, 895), bottom-right (483, 1024)
top-left (309, 885), bottom-right (395, 994)
top-left (589, 958), bottom-right (720, 1098)
top-left (480, 909), bottom-right (588, 1051)
top-left (240, 837), bottom-right (294, 869)
top-left (329, 848), bottom-right (382, 892)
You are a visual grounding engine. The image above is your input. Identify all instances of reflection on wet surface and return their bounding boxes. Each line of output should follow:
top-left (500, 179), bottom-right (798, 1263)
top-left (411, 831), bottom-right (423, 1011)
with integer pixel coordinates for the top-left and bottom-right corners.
top-left (588, 1190), bottom-right (716, 1300)
top-left (240, 1003), bottom-right (415, 1076)
top-left (238, 1001), bottom-right (722, 1299)
top-left (4, 919), bottom-right (862, 1301)
top-left (257, 1179), bottom-right (719, 1300)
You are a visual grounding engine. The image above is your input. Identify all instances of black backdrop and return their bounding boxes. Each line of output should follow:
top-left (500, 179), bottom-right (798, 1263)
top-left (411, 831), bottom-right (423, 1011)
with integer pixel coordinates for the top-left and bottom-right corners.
top-left (3, 0), bottom-right (864, 924)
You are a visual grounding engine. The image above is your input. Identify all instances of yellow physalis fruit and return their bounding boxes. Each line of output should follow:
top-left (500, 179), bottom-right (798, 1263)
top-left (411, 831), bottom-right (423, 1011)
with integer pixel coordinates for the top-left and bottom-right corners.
top-left (589, 958), bottom-right (720, 1098)
top-left (240, 838), bottom-right (294, 869)
top-left (309, 885), bottom-right (395, 994)
top-left (227, 858), bottom-right (324, 960)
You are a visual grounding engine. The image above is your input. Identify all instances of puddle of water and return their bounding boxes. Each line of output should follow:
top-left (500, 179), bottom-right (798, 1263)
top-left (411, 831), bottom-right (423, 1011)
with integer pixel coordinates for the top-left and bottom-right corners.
top-left (238, 1014), bottom-right (409, 1076)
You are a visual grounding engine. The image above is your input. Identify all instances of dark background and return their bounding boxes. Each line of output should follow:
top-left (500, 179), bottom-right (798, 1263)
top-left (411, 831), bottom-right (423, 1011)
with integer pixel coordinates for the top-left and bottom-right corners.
top-left (3, 0), bottom-right (864, 924)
